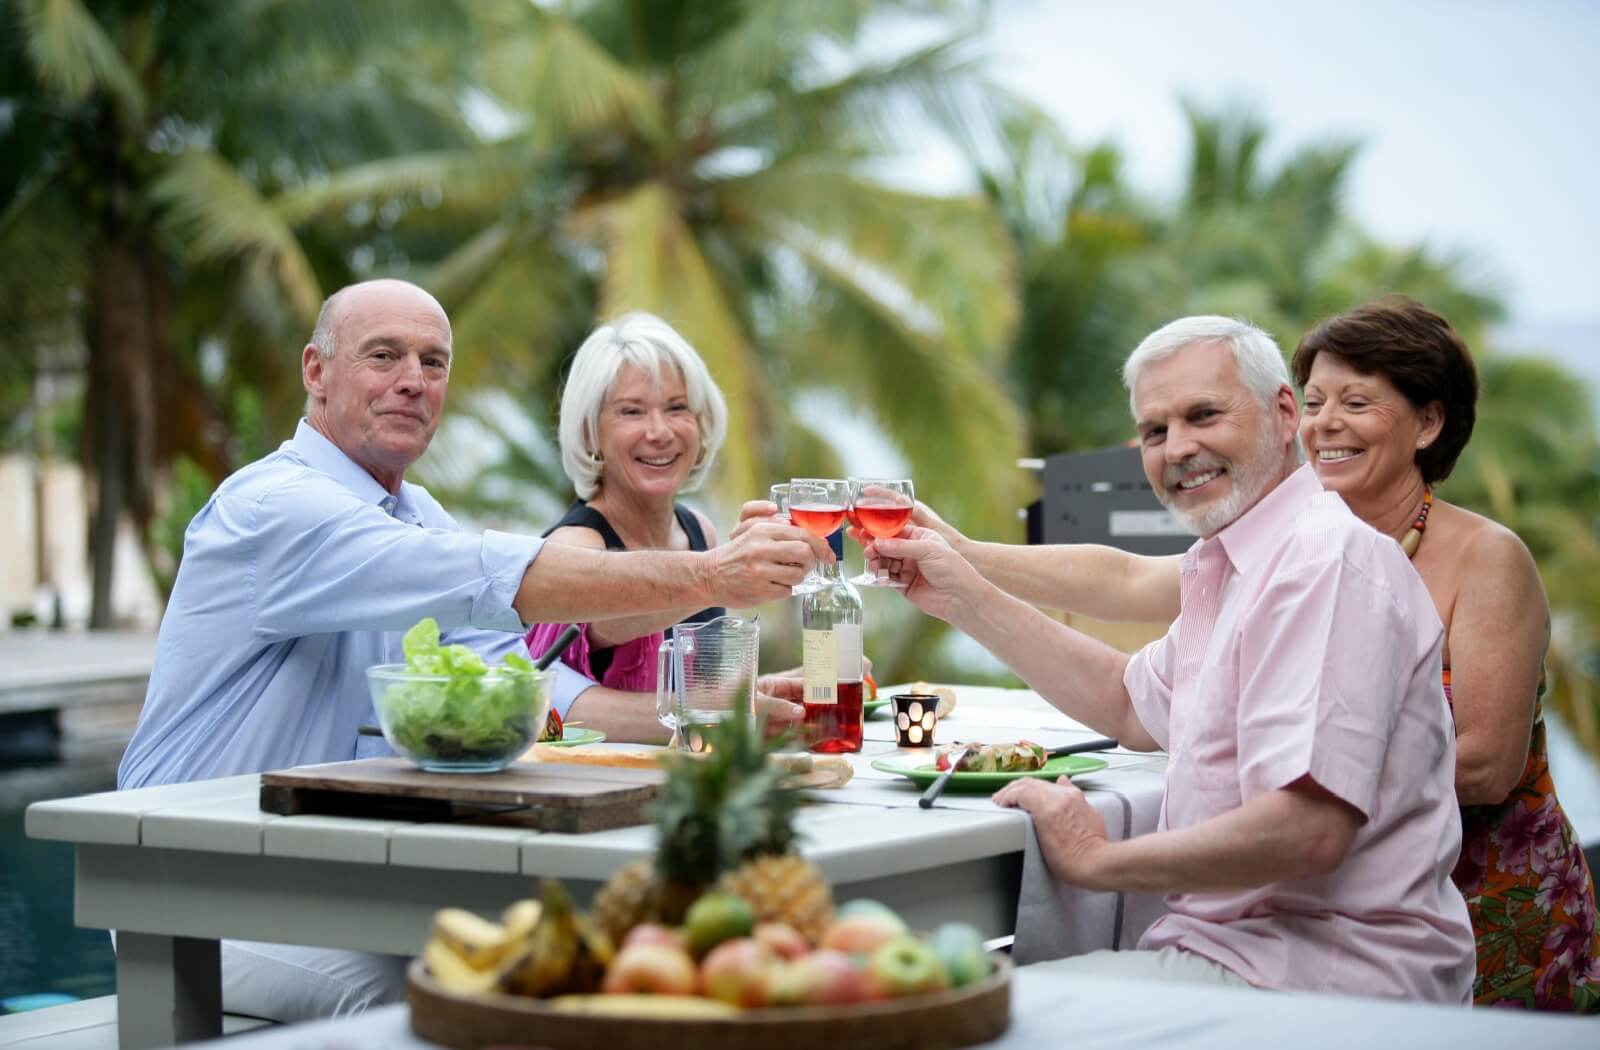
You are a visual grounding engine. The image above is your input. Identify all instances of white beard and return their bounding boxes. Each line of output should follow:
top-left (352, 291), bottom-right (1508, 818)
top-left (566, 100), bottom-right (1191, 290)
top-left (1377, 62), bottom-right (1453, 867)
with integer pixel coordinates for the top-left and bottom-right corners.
top-left (1156, 422), bottom-right (1288, 537)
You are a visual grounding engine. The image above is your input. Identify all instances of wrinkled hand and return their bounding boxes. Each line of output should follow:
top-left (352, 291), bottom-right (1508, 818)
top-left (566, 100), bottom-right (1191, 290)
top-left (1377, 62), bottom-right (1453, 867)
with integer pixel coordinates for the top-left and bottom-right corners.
top-left (707, 520), bottom-right (832, 606)
top-left (730, 500), bottom-right (783, 541)
top-left (993, 776), bottom-right (1109, 886)
top-left (862, 526), bottom-right (984, 623)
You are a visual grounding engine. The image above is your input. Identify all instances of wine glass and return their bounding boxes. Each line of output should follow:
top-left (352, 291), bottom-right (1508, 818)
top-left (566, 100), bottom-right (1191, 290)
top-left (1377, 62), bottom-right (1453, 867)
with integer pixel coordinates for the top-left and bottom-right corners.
top-left (848, 478), bottom-right (914, 588)
top-left (769, 483), bottom-right (820, 595)
top-left (788, 478), bottom-right (850, 593)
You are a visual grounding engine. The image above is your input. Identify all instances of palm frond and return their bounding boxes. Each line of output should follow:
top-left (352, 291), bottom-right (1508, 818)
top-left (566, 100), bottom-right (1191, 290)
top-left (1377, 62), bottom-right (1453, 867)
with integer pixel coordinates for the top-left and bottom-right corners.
top-left (728, 166), bottom-right (1018, 360)
top-left (15, 0), bottom-right (146, 124)
top-left (275, 145), bottom-right (524, 226)
top-left (571, 181), bottom-right (767, 508)
top-left (775, 256), bottom-right (1028, 541)
top-left (434, 230), bottom-right (590, 393)
top-left (151, 150), bottom-right (322, 322)
top-left (482, 8), bottom-right (665, 147)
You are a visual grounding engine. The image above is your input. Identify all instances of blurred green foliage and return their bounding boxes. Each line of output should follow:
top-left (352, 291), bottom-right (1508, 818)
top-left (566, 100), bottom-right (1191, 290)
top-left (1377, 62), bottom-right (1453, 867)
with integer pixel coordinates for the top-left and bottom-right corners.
top-left (2, 2), bottom-right (1597, 753)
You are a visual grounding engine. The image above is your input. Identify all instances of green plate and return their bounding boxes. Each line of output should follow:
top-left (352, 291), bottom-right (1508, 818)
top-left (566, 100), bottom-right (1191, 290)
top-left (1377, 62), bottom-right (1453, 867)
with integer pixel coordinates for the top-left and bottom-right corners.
top-left (864, 697), bottom-right (890, 718)
top-left (870, 752), bottom-right (1108, 791)
top-left (543, 727), bottom-right (607, 747)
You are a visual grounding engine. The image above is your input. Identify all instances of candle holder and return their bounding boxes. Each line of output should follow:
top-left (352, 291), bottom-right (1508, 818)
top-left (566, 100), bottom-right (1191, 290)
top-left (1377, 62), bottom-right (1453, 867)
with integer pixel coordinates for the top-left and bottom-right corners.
top-left (892, 693), bottom-right (941, 747)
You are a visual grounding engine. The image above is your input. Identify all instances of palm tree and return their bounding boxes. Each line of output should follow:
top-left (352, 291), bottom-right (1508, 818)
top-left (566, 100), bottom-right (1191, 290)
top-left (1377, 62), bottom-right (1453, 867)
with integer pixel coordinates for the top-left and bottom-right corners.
top-left (0, 0), bottom-right (476, 624)
top-left (277, 0), bottom-right (1029, 547)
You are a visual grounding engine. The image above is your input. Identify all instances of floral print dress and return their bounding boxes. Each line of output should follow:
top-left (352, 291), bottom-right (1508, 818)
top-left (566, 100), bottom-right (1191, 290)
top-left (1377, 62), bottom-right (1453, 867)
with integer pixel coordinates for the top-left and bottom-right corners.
top-left (1448, 668), bottom-right (1600, 1010)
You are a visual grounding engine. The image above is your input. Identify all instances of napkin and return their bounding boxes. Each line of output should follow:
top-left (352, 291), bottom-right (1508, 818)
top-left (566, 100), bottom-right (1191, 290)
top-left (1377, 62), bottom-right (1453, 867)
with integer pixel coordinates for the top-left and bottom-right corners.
top-left (1011, 768), bottom-right (1168, 964)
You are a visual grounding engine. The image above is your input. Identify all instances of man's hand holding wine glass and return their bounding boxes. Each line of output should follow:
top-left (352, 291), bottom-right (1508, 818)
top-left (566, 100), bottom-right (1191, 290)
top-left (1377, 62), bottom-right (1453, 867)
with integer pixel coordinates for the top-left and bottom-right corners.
top-left (861, 526), bottom-right (990, 625)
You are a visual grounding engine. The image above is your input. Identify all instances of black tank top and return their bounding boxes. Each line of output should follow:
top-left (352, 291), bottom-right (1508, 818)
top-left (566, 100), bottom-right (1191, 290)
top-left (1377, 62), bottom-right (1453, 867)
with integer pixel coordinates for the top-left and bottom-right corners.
top-left (543, 501), bottom-right (726, 677)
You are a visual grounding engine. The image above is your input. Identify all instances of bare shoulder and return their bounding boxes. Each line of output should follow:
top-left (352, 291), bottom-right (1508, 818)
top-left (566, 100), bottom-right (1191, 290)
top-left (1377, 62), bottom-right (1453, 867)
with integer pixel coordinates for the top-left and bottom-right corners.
top-left (688, 506), bottom-right (720, 547)
top-left (545, 524), bottom-right (611, 550)
top-left (1433, 501), bottom-right (1547, 609)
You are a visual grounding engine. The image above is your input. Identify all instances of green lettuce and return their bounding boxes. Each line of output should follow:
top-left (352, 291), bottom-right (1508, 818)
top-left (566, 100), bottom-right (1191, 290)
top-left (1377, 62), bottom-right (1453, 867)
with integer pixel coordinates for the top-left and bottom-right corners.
top-left (379, 618), bottom-right (545, 762)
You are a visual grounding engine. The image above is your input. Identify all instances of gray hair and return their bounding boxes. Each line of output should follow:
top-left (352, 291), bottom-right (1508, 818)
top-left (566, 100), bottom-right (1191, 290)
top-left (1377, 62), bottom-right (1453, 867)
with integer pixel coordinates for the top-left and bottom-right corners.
top-left (309, 287), bottom-right (349, 359)
top-left (558, 313), bottom-right (728, 500)
top-left (1123, 315), bottom-right (1291, 413)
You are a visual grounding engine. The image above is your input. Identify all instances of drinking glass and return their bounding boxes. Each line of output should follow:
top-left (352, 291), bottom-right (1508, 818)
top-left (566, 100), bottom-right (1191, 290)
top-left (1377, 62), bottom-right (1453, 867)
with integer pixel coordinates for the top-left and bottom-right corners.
top-left (788, 478), bottom-right (850, 593)
top-left (770, 483), bottom-right (820, 596)
top-left (848, 478), bottom-right (914, 588)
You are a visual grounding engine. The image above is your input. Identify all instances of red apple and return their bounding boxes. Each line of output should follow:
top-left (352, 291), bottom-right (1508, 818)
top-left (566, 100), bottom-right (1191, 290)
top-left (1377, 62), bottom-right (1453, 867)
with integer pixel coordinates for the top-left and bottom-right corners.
top-left (769, 949), bottom-right (868, 1006)
top-left (601, 944), bottom-right (699, 996)
top-left (699, 937), bottom-right (780, 1007)
top-left (753, 922), bottom-right (810, 961)
top-left (819, 910), bottom-right (907, 957)
top-left (621, 923), bottom-right (690, 953)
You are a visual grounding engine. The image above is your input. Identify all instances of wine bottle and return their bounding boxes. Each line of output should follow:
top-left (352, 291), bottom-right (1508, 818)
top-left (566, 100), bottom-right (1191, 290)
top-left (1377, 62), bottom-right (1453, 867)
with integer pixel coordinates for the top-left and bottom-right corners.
top-left (801, 530), bottom-right (864, 753)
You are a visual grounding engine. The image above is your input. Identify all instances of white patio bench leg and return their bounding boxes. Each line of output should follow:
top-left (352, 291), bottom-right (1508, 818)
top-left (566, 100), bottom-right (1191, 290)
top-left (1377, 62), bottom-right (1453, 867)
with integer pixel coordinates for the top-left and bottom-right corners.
top-left (114, 932), bottom-right (222, 1048)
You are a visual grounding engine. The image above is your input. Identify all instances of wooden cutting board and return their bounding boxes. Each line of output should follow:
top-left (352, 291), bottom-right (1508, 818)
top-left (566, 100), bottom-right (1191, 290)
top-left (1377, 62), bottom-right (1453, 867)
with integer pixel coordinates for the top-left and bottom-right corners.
top-left (259, 757), bottom-right (664, 833)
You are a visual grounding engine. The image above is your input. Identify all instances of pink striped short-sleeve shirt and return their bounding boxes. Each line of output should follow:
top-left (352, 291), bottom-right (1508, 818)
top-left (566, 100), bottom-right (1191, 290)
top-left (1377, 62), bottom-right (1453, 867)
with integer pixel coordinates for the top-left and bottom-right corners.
top-left (1123, 465), bottom-right (1475, 1003)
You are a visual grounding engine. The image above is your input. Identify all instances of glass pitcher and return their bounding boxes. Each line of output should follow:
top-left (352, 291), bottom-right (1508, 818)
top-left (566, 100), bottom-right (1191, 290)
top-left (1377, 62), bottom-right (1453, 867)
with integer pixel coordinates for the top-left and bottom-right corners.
top-left (656, 615), bottom-right (760, 752)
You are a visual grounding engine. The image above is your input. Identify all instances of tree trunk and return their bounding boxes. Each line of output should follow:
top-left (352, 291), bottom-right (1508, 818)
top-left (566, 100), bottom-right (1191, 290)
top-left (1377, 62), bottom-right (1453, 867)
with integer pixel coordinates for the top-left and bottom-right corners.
top-left (84, 237), bottom-right (161, 628)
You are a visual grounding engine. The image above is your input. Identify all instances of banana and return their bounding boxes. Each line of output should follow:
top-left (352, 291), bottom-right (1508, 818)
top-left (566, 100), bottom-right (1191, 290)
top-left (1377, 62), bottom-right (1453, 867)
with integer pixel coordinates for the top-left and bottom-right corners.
top-left (431, 907), bottom-right (516, 971)
top-left (549, 994), bottom-right (741, 1019)
top-left (499, 882), bottom-right (582, 997)
top-left (501, 899), bottom-right (543, 941)
top-left (423, 939), bottom-right (500, 995)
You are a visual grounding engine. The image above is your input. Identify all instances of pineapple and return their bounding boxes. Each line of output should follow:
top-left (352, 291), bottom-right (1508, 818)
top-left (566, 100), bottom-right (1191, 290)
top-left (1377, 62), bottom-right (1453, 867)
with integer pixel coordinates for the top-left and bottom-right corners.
top-left (589, 712), bottom-right (834, 945)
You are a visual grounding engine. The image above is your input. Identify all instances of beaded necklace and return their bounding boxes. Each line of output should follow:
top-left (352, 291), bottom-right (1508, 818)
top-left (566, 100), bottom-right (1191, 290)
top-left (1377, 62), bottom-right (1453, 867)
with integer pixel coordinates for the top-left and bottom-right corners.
top-left (1399, 488), bottom-right (1433, 558)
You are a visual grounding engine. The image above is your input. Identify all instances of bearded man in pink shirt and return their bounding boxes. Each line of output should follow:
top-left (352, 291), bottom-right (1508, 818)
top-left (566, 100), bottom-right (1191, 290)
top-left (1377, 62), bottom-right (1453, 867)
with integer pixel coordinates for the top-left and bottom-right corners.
top-left (870, 316), bottom-right (1475, 1003)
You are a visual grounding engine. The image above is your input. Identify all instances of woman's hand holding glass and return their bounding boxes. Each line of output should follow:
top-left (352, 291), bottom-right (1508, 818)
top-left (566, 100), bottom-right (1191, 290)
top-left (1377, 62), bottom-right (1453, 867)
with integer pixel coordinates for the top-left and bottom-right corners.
top-left (847, 478), bottom-right (914, 587)
top-left (785, 478), bottom-right (850, 594)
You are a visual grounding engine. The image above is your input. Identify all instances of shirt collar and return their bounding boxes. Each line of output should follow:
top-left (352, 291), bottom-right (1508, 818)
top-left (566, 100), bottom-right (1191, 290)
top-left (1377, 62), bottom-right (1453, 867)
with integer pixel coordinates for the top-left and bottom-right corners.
top-left (1211, 462), bottom-right (1324, 575)
top-left (288, 419), bottom-right (401, 514)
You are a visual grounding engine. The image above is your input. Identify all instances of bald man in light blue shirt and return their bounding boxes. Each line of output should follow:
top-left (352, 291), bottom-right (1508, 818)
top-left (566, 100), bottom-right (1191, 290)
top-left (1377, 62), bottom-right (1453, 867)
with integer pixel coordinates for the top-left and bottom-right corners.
top-left (117, 279), bottom-right (826, 1022)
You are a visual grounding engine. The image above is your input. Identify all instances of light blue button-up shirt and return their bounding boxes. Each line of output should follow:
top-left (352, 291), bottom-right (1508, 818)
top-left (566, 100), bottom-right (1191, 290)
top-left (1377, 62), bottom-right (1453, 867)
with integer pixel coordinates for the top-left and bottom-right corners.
top-left (118, 421), bottom-right (595, 790)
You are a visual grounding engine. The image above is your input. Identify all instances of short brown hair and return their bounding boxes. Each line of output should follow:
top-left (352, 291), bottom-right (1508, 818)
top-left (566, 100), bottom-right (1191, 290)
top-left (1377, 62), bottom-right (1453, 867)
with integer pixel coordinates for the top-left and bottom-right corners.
top-left (1291, 295), bottom-right (1478, 483)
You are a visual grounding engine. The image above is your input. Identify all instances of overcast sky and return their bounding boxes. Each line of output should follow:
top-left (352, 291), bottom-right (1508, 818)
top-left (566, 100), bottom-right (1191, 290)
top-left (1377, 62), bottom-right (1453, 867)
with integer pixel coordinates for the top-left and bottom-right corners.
top-left (979, 0), bottom-right (1598, 324)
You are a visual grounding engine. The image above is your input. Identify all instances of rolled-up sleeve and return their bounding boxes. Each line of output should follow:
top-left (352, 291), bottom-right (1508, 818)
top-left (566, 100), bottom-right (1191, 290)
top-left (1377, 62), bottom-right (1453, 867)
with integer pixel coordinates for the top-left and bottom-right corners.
top-left (1124, 624), bottom-right (1178, 752)
top-left (1235, 553), bottom-right (1409, 819)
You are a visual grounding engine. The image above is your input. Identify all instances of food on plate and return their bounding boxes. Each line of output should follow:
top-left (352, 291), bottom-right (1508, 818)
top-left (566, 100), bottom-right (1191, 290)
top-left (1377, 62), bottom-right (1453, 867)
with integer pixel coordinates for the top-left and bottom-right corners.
top-left (527, 743), bottom-right (661, 768)
top-left (819, 899), bottom-right (908, 956)
top-left (934, 740), bottom-right (1047, 774)
top-left (375, 618), bottom-right (549, 765)
top-left (909, 681), bottom-right (957, 718)
top-left (498, 881), bottom-right (614, 997)
top-left (538, 706), bottom-right (564, 742)
top-left (765, 752), bottom-right (853, 790)
top-left (867, 934), bottom-right (951, 998)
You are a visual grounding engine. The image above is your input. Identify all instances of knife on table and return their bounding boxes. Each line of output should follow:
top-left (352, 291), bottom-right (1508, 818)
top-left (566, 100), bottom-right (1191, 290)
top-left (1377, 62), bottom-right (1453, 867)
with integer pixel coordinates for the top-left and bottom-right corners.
top-left (917, 736), bottom-right (1120, 810)
top-left (358, 623), bottom-right (582, 738)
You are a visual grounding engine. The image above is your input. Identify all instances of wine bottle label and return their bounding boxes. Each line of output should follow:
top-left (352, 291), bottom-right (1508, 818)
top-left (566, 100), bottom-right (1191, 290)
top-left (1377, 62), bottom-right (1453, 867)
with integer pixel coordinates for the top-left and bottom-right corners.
top-left (835, 623), bottom-right (863, 681)
top-left (802, 628), bottom-right (836, 705)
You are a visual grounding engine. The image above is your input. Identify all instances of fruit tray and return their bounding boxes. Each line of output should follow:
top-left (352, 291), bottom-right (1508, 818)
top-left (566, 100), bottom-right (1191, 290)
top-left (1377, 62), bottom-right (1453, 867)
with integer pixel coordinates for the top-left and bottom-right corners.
top-left (407, 953), bottom-right (1011, 1050)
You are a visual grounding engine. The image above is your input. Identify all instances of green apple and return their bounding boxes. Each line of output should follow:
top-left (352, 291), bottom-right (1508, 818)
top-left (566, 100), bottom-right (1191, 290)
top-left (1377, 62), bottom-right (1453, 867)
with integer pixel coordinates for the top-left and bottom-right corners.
top-left (865, 935), bottom-right (950, 999)
top-left (684, 892), bottom-right (756, 958)
top-left (931, 923), bottom-right (992, 987)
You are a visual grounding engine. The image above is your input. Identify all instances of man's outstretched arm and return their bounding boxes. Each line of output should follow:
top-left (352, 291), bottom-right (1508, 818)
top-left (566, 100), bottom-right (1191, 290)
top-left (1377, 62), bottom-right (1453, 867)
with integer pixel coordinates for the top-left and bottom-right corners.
top-left (514, 519), bottom-right (829, 623)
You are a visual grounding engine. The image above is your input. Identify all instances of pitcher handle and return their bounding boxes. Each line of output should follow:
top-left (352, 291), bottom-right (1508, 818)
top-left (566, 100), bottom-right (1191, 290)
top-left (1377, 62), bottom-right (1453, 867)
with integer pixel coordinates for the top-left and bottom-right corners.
top-left (655, 636), bottom-right (674, 729)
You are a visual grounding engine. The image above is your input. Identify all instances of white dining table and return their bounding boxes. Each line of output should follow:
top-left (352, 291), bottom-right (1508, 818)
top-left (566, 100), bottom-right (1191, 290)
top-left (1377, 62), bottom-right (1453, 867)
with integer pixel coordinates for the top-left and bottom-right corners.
top-left (185, 966), bottom-right (1600, 1050)
top-left (25, 686), bottom-right (1168, 1049)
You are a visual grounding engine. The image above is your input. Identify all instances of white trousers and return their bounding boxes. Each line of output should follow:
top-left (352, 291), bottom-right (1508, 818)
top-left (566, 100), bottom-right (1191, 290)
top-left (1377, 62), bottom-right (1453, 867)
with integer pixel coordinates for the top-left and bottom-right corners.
top-left (220, 940), bottom-right (408, 1023)
top-left (1026, 946), bottom-right (1254, 988)
top-left (111, 932), bottom-right (406, 1025)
